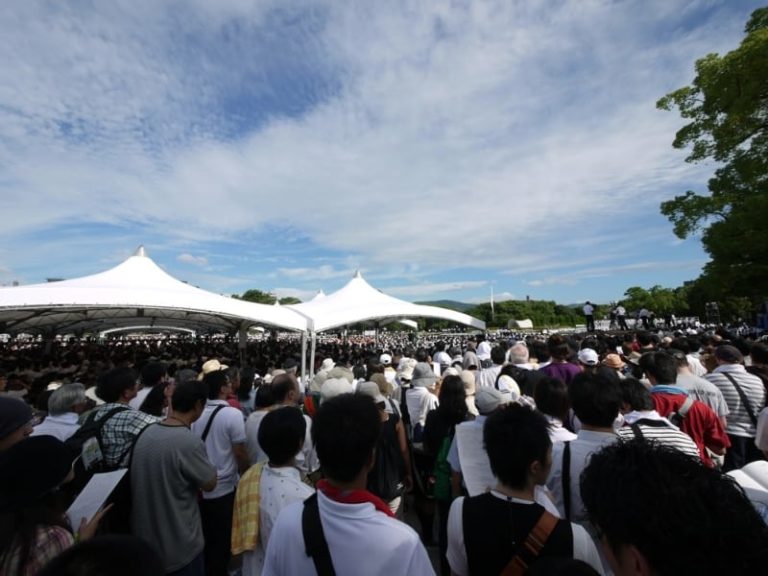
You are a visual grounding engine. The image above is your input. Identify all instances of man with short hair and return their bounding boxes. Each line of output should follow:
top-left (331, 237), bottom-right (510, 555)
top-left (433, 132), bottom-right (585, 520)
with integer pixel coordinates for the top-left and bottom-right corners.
top-left (583, 301), bottom-right (595, 333)
top-left (477, 345), bottom-right (508, 389)
top-left (447, 405), bottom-right (603, 575)
top-left (616, 378), bottom-right (700, 461)
top-left (32, 383), bottom-right (87, 441)
top-left (131, 380), bottom-right (217, 575)
top-left (263, 394), bottom-right (435, 575)
top-left (705, 345), bottom-right (766, 471)
top-left (640, 351), bottom-right (729, 468)
top-left (546, 372), bottom-right (620, 524)
top-left (669, 347), bottom-right (729, 425)
top-left (581, 440), bottom-right (768, 575)
top-left (191, 370), bottom-right (249, 576)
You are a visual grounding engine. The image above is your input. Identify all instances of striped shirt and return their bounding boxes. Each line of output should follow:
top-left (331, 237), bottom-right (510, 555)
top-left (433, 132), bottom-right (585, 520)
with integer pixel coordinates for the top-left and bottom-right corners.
top-left (706, 365), bottom-right (766, 437)
top-left (618, 411), bottom-right (701, 461)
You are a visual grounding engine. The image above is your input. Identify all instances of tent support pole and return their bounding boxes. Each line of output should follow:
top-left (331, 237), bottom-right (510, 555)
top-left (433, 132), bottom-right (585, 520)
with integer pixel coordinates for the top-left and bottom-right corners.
top-left (309, 331), bottom-right (317, 380)
top-left (300, 331), bottom-right (307, 387)
top-left (238, 324), bottom-right (247, 367)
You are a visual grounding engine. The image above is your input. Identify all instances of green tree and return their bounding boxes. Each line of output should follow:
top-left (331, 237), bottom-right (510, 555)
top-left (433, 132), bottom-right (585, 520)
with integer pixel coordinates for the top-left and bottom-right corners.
top-left (657, 7), bottom-right (768, 304)
top-left (278, 296), bottom-right (302, 305)
top-left (233, 289), bottom-right (276, 304)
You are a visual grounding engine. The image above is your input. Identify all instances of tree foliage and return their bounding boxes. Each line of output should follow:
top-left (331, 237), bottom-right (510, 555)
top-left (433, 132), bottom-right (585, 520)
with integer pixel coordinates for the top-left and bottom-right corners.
top-left (657, 7), bottom-right (768, 303)
top-left (620, 285), bottom-right (689, 315)
top-left (467, 300), bottom-right (588, 329)
top-left (233, 289), bottom-right (276, 304)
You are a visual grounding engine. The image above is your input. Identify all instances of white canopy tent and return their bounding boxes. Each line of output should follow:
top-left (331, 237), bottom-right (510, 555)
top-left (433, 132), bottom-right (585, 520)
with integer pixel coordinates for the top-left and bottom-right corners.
top-left (289, 271), bottom-right (485, 375)
top-left (0, 246), bottom-right (310, 375)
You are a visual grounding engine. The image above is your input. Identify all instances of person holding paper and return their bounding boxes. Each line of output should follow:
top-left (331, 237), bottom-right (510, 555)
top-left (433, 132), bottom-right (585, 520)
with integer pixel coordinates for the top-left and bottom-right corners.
top-left (0, 436), bottom-right (110, 576)
top-left (130, 380), bottom-right (217, 576)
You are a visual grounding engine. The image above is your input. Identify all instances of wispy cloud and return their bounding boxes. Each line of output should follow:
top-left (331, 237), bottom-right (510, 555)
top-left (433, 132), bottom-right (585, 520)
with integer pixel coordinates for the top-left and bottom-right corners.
top-left (386, 280), bottom-right (488, 298)
top-left (177, 253), bottom-right (209, 267)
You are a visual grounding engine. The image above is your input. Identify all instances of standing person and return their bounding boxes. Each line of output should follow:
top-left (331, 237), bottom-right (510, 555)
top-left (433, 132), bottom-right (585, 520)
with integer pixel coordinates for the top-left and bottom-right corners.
top-left (191, 370), bottom-right (249, 576)
top-left (583, 302), bottom-right (595, 333)
top-left (446, 405), bottom-right (603, 575)
top-left (31, 383), bottom-right (87, 441)
top-left (423, 375), bottom-right (471, 576)
top-left (614, 303), bottom-right (629, 331)
top-left (539, 335), bottom-right (581, 386)
top-left (233, 407), bottom-right (314, 576)
top-left (131, 381), bottom-right (217, 576)
top-left (705, 345), bottom-right (766, 471)
top-left (0, 396), bottom-right (34, 452)
top-left (262, 394), bottom-right (435, 576)
top-left (130, 362), bottom-right (169, 412)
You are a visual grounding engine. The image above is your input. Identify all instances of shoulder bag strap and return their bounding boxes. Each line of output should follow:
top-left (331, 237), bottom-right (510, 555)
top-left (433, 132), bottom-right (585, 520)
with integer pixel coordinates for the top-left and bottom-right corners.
top-left (630, 422), bottom-right (645, 440)
top-left (302, 493), bottom-right (336, 576)
top-left (201, 405), bottom-right (226, 442)
top-left (126, 421), bottom-right (156, 468)
top-left (500, 510), bottom-right (560, 576)
top-left (723, 372), bottom-right (758, 426)
top-left (677, 395), bottom-right (695, 419)
top-left (561, 441), bottom-right (571, 521)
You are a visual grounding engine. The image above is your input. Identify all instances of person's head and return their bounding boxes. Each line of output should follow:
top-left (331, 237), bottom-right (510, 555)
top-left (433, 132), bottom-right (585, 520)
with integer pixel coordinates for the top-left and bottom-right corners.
top-left (171, 380), bottom-right (209, 420)
top-left (140, 362), bottom-right (167, 388)
top-left (618, 377), bottom-right (654, 413)
top-left (484, 404), bottom-right (552, 490)
top-left (507, 343), bottom-right (530, 365)
top-left (751, 342), bottom-right (768, 367)
top-left (47, 383), bottom-right (88, 416)
top-left (437, 374), bottom-right (468, 424)
top-left (312, 393), bottom-right (380, 483)
top-left (569, 371), bottom-right (621, 428)
top-left (547, 334), bottom-right (570, 361)
top-left (581, 440), bottom-right (768, 575)
top-left (638, 351), bottom-right (678, 385)
top-left (534, 377), bottom-right (570, 423)
top-left (475, 386), bottom-right (511, 415)
top-left (670, 338), bottom-right (691, 355)
top-left (203, 370), bottom-right (230, 400)
top-left (258, 406), bottom-right (307, 466)
top-left (254, 384), bottom-right (275, 409)
top-left (96, 367), bottom-right (139, 403)
top-left (491, 345), bottom-right (507, 366)
top-left (714, 344), bottom-right (744, 366)
top-left (636, 331), bottom-right (654, 348)
top-left (0, 396), bottom-right (34, 452)
top-left (271, 373), bottom-right (299, 405)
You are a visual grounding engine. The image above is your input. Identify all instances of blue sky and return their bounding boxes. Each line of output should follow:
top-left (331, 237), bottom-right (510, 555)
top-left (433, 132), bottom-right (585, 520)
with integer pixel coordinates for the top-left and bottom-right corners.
top-left (0, 0), bottom-right (763, 305)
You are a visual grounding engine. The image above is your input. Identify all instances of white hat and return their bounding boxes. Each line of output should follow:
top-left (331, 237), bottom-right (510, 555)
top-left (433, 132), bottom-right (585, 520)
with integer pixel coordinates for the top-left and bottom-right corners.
top-left (320, 378), bottom-right (353, 404)
top-left (577, 349), bottom-right (599, 366)
top-left (85, 386), bottom-right (105, 406)
top-left (475, 387), bottom-right (510, 415)
top-left (320, 358), bottom-right (335, 372)
top-left (356, 381), bottom-right (386, 404)
top-left (379, 353), bottom-right (392, 366)
top-left (198, 359), bottom-right (229, 380)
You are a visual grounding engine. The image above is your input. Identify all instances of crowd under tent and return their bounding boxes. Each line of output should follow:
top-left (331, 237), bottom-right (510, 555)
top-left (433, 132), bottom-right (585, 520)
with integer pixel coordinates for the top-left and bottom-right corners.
top-left (289, 271), bottom-right (486, 376)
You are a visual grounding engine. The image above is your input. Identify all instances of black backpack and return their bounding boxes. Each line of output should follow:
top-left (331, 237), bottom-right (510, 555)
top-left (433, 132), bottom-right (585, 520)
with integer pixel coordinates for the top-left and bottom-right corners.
top-left (367, 413), bottom-right (405, 502)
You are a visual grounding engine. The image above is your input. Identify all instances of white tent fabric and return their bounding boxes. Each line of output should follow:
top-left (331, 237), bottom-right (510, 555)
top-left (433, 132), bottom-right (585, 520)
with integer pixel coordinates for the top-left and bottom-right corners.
top-left (289, 271), bottom-right (486, 332)
top-left (0, 247), bottom-right (308, 335)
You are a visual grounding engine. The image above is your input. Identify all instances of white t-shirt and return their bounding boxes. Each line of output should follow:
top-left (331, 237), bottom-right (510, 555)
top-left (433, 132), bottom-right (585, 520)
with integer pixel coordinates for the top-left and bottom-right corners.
top-left (191, 400), bottom-right (247, 499)
top-left (446, 493), bottom-right (604, 576)
top-left (245, 405), bottom-right (318, 475)
top-left (583, 304), bottom-right (594, 315)
top-left (262, 491), bottom-right (435, 575)
top-left (31, 412), bottom-right (80, 441)
top-left (129, 387), bottom-right (152, 410)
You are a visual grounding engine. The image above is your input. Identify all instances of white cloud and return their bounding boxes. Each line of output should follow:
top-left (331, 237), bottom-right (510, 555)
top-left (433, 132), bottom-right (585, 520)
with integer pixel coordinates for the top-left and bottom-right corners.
top-left (0, 1), bottom-right (752, 286)
top-left (385, 280), bottom-right (488, 298)
top-left (177, 253), bottom-right (209, 267)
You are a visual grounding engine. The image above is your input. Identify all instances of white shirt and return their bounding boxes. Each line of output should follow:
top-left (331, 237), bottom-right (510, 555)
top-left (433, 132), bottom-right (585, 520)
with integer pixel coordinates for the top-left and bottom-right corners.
top-left (245, 406), bottom-right (318, 475)
top-left (446, 492), bottom-right (604, 576)
top-left (477, 341), bottom-right (492, 361)
top-left (245, 409), bottom-right (271, 464)
top-left (477, 364), bottom-right (502, 388)
top-left (262, 491), bottom-right (435, 576)
top-left (191, 400), bottom-right (247, 499)
top-left (129, 387), bottom-right (152, 410)
top-left (31, 412), bottom-right (80, 441)
top-left (405, 387), bottom-right (439, 428)
top-left (546, 430), bottom-right (618, 523)
top-left (544, 415), bottom-right (577, 444)
top-left (242, 465), bottom-right (314, 576)
top-left (583, 304), bottom-right (594, 315)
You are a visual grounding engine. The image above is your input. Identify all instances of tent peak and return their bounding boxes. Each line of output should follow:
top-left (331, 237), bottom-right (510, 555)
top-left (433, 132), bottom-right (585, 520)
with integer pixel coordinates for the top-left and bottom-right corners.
top-left (353, 270), bottom-right (362, 279)
top-left (133, 245), bottom-right (148, 257)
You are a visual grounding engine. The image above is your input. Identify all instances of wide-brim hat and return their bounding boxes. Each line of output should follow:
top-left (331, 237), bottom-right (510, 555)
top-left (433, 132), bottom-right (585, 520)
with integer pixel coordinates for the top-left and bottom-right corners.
top-left (198, 359), bottom-right (229, 380)
top-left (412, 362), bottom-right (437, 388)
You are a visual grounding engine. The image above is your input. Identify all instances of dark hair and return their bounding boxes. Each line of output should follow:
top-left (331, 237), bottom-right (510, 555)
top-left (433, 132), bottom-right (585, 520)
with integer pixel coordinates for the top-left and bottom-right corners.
top-left (436, 375), bottom-right (468, 426)
top-left (95, 367), bottom-right (137, 403)
top-left (670, 337), bottom-right (691, 354)
top-left (569, 371), bottom-right (621, 428)
top-left (636, 331), bottom-right (654, 347)
top-left (547, 335), bottom-right (570, 361)
top-left (203, 370), bottom-right (229, 400)
top-left (639, 351), bottom-right (677, 384)
top-left (581, 440), bottom-right (768, 574)
top-left (171, 381), bottom-right (209, 413)
top-left (491, 345), bottom-right (507, 366)
top-left (534, 377), bottom-right (570, 422)
top-left (254, 385), bottom-right (275, 409)
top-left (237, 366), bottom-right (256, 401)
top-left (270, 374), bottom-right (297, 403)
top-left (618, 377), bottom-right (654, 412)
top-left (751, 343), bottom-right (768, 365)
top-left (530, 340), bottom-right (550, 363)
top-left (312, 394), bottom-right (380, 483)
top-left (258, 407), bottom-right (307, 465)
top-left (483, 404), bottom-right (551, 489)
top-left (140, 362), bottom-right (167, 387)
top-left (37, 534), bottom-right (164, 576)
top-left (138, 383), bottom-right (168, 417)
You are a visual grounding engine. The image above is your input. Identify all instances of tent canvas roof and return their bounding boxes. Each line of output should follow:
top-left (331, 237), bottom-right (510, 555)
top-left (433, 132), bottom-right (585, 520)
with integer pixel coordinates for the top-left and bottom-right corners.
top-left (0, 247), bottom-right (308, 335)
top-left (290, 271), bottom-right (485, 332)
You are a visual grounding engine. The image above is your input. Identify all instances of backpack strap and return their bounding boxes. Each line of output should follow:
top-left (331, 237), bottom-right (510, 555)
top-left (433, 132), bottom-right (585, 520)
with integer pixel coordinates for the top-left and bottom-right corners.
top-left (722, 372), bottom-right (758, 426)
top-left (125, 421), bottom-right (156, 468)
top-left (302, 493), bottom-right (336, 576)
top-left (500, 510), bottom-right (559, 576)
top-left (561, 441), bottom-right (571, 521)
top-left (201, 405), bottom-right (226, 442)
top-left (677, 395), bottom-right (695, 420)
top-left (630, 422), bottom-right (645, 440)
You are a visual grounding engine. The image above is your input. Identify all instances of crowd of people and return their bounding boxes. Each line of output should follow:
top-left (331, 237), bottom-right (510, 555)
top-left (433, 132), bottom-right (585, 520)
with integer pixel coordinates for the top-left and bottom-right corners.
top-left (1, 325), bottom-right (768, 575)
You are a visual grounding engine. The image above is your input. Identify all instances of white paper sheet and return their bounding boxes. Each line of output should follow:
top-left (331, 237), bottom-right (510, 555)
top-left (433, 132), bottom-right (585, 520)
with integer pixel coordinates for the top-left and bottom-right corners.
top-left (455, 424), bottom-right (495, 497)
top-left (66, 468), bottom-right (127, 526)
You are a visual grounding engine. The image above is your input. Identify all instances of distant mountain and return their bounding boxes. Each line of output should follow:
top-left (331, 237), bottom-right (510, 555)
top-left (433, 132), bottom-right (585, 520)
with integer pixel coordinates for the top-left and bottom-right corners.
top-left (416, 300), bottom-right (476, 312)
